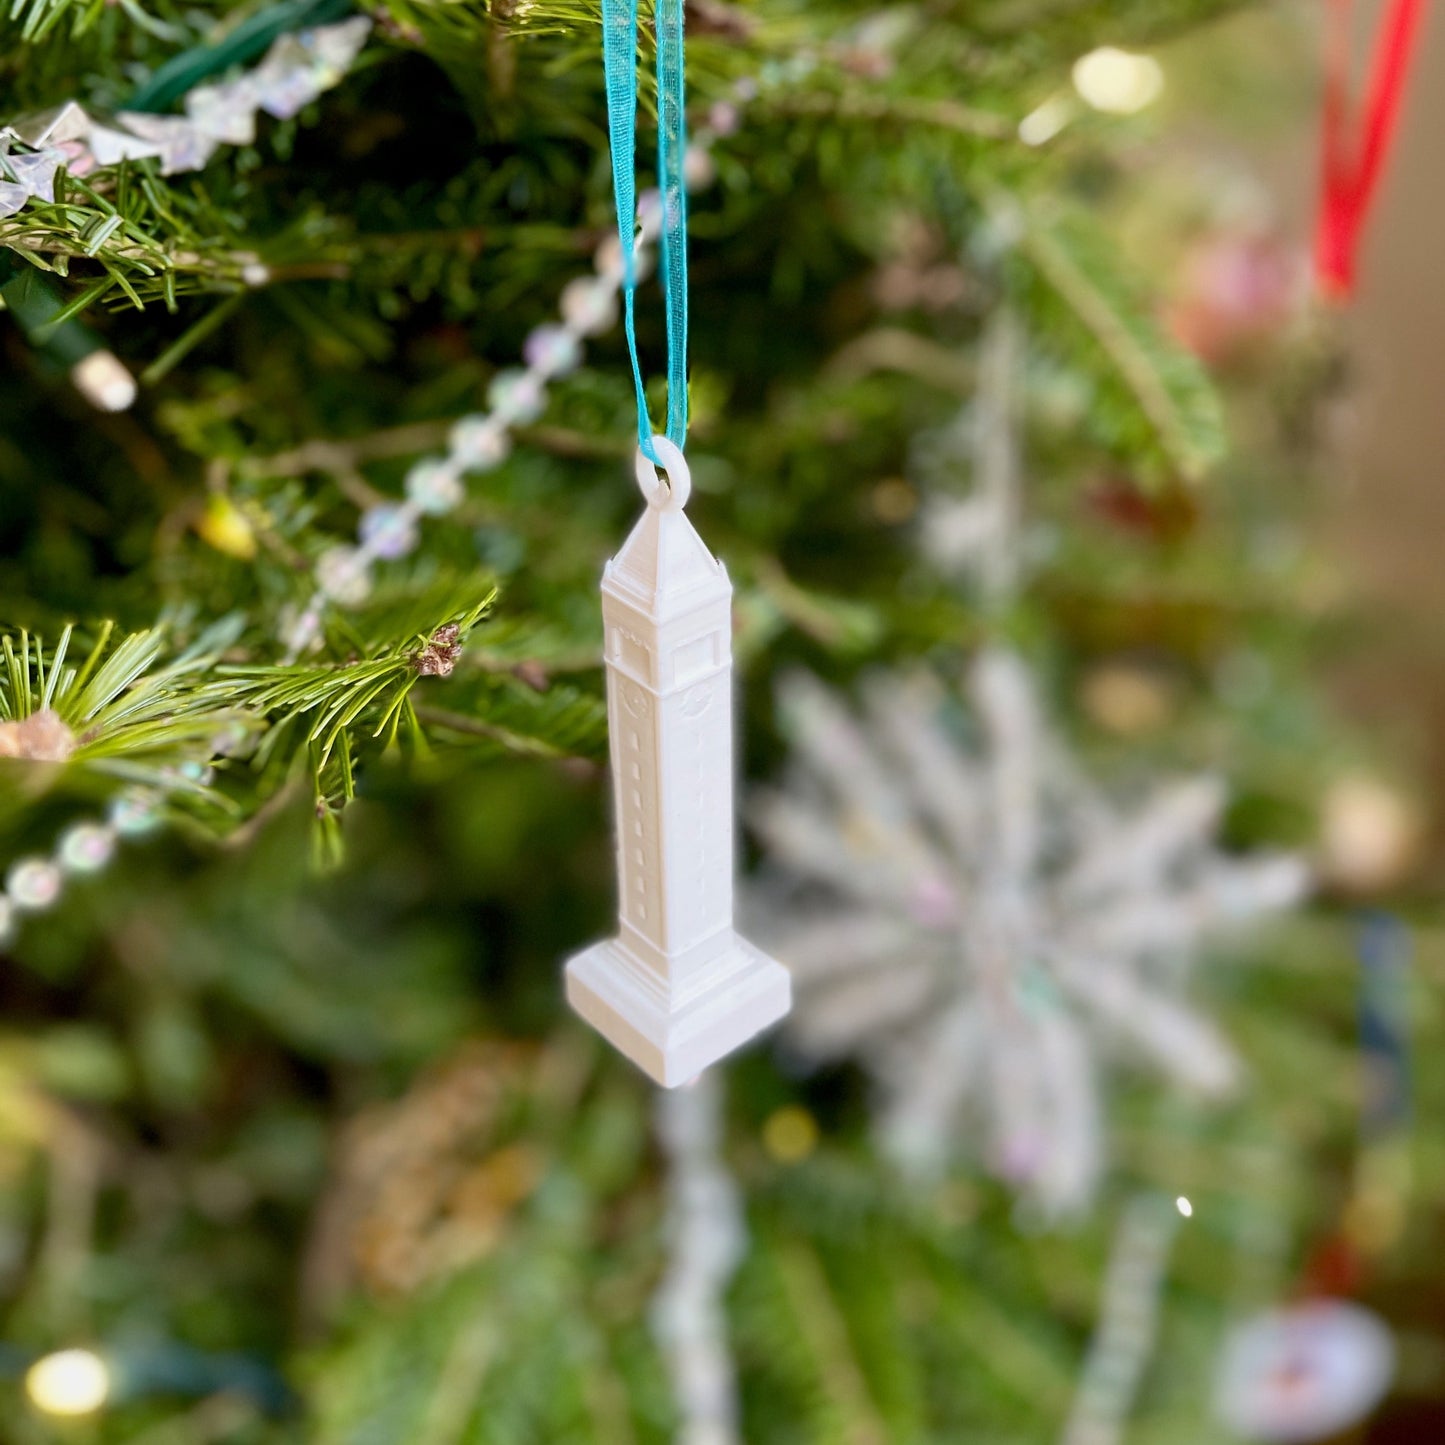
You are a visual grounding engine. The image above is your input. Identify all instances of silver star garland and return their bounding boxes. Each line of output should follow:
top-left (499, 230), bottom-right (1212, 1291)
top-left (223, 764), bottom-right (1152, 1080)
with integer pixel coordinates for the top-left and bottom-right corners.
top-left (0, 15), bottom-right (372, 213)
top-left (1060, 1194), bottom-right (1182, 1445)
top-left (652, 1074), bottom-right (745, 1445)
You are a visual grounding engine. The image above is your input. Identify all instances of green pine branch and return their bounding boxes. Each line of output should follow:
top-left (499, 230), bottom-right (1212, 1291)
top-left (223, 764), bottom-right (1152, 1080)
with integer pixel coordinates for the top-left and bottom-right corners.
top-left (0, 615), bottom-right (256, 767)
top-left (1010, 203), bottom-right (1227, 483)
top-left (216, 596), bottom-right (496, 783)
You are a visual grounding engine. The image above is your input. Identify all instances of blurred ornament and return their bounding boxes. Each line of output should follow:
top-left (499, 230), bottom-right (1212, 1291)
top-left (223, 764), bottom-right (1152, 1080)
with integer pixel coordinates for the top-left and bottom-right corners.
top-left (751, 650), bottom-right (1308, 1215)
top-left (312, 1042), bottom-right (545, 1301)
top-left (762, 1105), bottom-right (818, 1165)
top-left (1079, 662), bottom-right (1176, 737)
top-left (1357, 913), bottom-right (1411, 1138)
top-left (1319, 774), bottom-right (1423, 894)
top-left (1167, 231), bottom-right (1305, 364)
top-left (1214, 1301), bottom-right (1395, 1442)
top-left (870, 476), bottom-right (918, 525)
top-left (884, 302), bottom-right (1307, 1211)
top-left (683, 142), bottom-right (716, 191)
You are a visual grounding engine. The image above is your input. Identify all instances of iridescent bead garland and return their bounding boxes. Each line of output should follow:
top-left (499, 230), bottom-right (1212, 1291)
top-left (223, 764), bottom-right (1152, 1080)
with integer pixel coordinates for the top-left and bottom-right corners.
top-left (1, 47), bottom-right (837, 912)
top-left (0, 786), bottom-right (169, 946)
top-left (280, 192), bottom-right (664, 659)
top-left (0, 22), bottom-right (374, 941)
top-left (279, 86), bottom-right (758, 660)
top-left (1, 58), bottom-right (793, 918)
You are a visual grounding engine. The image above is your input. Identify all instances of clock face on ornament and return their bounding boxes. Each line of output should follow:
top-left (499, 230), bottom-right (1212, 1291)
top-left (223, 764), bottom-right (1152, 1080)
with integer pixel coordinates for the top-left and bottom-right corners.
top-left (681, 683), bottom-right (714, 718)
top-left (1213, 1300), bottom-right (1395, 1443)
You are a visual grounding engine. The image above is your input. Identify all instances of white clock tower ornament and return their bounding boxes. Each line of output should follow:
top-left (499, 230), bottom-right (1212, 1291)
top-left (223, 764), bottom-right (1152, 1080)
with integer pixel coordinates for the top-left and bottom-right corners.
top-left (566, 438), bottom-right (791, 1085)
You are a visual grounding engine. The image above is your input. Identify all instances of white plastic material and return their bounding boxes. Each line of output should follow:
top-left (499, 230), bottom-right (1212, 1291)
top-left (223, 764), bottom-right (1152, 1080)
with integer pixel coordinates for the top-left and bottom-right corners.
top-left (566, 439), bottom-right (791, 1085)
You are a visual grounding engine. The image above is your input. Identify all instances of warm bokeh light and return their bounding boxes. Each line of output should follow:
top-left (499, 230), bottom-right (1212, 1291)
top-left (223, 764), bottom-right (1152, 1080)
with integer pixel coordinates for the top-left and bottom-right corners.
top-left (1072, 46), bottom-right (1165, 115)
top-left (25, 1349), bottom-right (111, 1417)
top-left (1018, 94), bottom-right (1076, 147)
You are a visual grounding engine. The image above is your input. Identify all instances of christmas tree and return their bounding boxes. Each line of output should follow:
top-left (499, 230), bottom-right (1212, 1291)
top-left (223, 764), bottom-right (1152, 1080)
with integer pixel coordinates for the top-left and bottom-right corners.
top-left (0, 0), bottom-right (1434, 1440)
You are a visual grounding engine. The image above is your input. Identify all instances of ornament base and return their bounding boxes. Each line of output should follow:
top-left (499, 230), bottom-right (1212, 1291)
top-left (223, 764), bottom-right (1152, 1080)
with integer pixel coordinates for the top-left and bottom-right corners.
top-left (566, 934), bottom-right (791, 1087)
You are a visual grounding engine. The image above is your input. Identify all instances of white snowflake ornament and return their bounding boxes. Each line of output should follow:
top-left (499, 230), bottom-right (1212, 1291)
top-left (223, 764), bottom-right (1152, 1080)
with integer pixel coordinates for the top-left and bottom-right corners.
top-left (750, 648), bottom-right (1308, 1215)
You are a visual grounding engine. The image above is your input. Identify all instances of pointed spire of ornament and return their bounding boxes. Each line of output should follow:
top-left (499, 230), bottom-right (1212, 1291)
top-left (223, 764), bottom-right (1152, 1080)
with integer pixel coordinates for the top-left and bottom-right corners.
top-left (607, 497), bottom-right (722, 614)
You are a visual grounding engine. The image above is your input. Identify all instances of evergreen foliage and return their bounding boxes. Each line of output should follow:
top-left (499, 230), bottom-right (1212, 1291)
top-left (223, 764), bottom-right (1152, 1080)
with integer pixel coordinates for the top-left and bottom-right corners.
top-left (0, 0), bottom-right (1411, 1441)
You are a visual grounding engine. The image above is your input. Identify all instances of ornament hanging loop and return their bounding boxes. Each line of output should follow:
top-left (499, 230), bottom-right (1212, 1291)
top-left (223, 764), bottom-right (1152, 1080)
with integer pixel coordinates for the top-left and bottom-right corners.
top-left (635, 436), bottom-right (691, 512)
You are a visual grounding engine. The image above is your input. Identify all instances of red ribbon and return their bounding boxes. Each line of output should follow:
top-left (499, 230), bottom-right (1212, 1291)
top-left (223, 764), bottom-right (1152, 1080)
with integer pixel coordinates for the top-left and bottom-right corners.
top-left (1316, 0), bottom-right (1427, 299)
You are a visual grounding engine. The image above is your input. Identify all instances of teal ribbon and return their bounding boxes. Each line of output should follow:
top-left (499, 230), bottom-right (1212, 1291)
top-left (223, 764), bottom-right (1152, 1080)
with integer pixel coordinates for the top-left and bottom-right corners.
top-left (602, 0), bottom-right (688, 463)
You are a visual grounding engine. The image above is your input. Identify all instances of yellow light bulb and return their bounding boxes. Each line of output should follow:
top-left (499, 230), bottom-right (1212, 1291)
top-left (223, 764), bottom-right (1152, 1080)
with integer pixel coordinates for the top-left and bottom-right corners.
top-left (25, 1348), bottom-right (111, 1416)
top-left (763, 1106), bottom-right (820, 1165)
